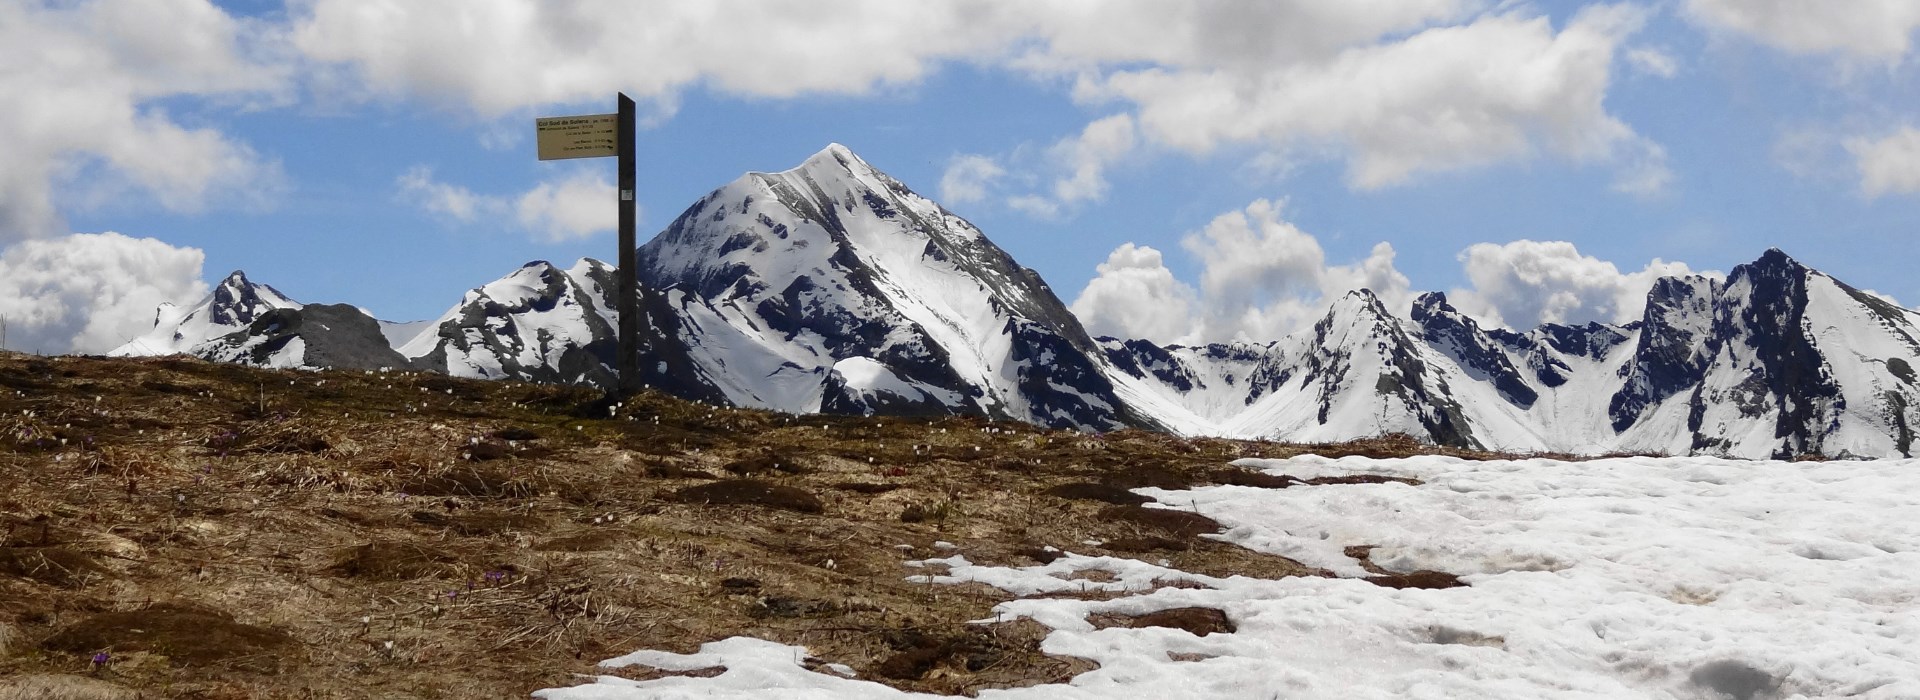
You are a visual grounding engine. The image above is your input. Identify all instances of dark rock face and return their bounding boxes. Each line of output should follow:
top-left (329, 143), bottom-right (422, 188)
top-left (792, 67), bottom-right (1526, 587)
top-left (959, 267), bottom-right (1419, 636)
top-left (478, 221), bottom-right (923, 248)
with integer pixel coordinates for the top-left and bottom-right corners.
top-left (1611, 275), bottom-right (1720, 432)
top-left (1311, 292), bottom-right (1479, 449)
top-left (1102, 337), bottom-right (1199, 393)
top-left (152, 149), bottom-right (1920, 457)
top-left (818, 363), bottom-right (968, 419)
top-left (1006, 318), bottom-right (1139, 430)
top-left (626, 144), bottom-right (1141, 432)
top-left (627, 285), bottom-right (732, 406)
top-left (410, 261), bottom-right (619, 386)
top-left (205, 271), bottom-right (292, 328)
top-left (1411, 292), bottom-right (1538, 408)
top-left (1493, 322), bottom-right (1631, 389)
top-left (208, 304), bottom-right (414, 371)
top-left (1686, 250), bottom-right (1844, 458)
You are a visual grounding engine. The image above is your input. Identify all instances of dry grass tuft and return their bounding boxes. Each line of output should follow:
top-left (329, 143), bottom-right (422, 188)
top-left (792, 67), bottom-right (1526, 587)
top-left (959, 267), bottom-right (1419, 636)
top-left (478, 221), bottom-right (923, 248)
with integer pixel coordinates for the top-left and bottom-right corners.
top-left (39, 603), bottom-right (296, 672)
top-left (1041, 483), bottom-right (1151, 505)
top-left (0, 548), bottom-right (105, 588)
top-left (0, 674), bottom-right (141, 700)
top-left (1097, 505), bottom-right (1222, 539)
top-left (674, 479), bottom-right (824, 513)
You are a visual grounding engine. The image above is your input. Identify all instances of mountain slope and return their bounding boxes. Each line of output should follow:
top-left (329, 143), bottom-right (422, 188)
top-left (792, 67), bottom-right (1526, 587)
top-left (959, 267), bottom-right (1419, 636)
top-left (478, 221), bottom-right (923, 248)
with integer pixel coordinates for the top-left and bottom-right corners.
top-left (1107, 249), bottom-right (1920, 458)
top-left (400, 259), bottom-right (620, 386)
top-left (627, 144), bottom-right (1141, 430)
top-left (111, 271), bottom-right (301, 358)
top-left (113, 147), bottom-right (1919, 457)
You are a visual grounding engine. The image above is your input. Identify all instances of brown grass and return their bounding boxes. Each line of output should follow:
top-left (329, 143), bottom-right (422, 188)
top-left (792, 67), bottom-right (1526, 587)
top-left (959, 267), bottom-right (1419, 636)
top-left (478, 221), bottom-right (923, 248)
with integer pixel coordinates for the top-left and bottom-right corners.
top-left (0, 351), bottom-right (1496, 697)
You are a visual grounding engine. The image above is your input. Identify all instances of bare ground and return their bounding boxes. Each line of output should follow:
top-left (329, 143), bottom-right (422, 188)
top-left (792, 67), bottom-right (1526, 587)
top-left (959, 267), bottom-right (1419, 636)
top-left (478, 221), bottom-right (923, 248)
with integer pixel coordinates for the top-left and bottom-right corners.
top-left (0, 351), bottom-right (1530, 698)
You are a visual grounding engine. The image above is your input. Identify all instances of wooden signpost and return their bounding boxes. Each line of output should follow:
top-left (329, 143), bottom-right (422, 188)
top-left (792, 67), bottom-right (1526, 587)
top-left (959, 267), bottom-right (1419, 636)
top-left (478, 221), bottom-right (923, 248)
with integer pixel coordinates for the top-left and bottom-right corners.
top-left (537, 94), bottom-right (640, 395)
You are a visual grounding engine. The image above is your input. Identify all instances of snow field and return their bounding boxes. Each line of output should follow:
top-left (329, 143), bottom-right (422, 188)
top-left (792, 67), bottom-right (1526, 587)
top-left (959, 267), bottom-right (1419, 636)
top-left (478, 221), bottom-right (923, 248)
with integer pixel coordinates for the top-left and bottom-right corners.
top-left (538, 455), bottom-right (1920, 699)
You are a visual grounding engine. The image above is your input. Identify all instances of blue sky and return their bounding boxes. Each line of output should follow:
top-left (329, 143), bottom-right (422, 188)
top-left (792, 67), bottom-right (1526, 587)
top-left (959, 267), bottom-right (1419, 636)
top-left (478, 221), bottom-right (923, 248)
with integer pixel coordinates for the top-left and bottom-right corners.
top-left (2, 0), bottom-right (1918, 352)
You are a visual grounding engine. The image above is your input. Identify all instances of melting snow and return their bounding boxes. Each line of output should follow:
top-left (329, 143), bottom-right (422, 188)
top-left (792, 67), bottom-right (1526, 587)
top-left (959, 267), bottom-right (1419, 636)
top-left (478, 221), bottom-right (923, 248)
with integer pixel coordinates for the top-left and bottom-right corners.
top-left (538, 454), bottom-right (1920, 699)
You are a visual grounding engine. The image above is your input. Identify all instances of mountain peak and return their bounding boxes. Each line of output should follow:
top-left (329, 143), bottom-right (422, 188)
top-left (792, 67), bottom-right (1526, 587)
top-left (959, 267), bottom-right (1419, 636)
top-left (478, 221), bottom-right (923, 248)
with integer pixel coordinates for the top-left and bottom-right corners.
top-left (1330, 288), bottom-right (1387, 315)
top-left (1752, 248), bottom-right (1805, 272)
top-left (788, 143), bottom-right (868, 177)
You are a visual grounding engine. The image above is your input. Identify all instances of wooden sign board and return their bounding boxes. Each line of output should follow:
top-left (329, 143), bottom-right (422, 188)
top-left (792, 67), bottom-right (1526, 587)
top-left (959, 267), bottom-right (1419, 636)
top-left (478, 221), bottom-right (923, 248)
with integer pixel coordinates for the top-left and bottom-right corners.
top-left (535, 114), bottom-right (618, 160)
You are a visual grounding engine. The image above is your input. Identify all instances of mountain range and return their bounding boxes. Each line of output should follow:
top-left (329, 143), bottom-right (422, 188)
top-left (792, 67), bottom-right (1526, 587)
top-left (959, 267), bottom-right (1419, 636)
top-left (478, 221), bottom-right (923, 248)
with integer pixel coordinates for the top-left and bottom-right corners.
top-left (111, 145), bottom-right (1920, 459)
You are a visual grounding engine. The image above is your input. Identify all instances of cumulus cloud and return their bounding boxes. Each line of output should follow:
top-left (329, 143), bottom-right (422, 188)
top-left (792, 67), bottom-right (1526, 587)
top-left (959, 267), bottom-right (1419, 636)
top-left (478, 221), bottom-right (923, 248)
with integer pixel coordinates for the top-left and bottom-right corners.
top-left (1070, 244), bottom-right (1198, 342)
top-left (0, 0), bottom-right (288, 241)
top-left (291, 2), bottom-right (1663, 209)
top-left (1847, 127), bottom-right (1920, 197)
top-left (1448, 240), bottom-right (1705, 329)
top-left (291, 0), bottom-right (1027, 115)
top-left (1684, 0), bottom-right (1920, 60)
top-left (514, 171), bottom-right (618, 242)
top-left (1073, 209), bottom-right (1715, 343)
top-left (1001, 114), bottom-right (1141, 216)
top-left (1076, 5), bottom-right (1661, 193)
top-left (1048, 114), bottom-right (1138, 206)
top-left (938, 154), bottom-right (1007, 205)
top-left (0, 232), bottom-right (208, 354)
top-left (1072, 199), bottom-right (1411, 344)
top-left (398, 167), bottom-right (618, 241)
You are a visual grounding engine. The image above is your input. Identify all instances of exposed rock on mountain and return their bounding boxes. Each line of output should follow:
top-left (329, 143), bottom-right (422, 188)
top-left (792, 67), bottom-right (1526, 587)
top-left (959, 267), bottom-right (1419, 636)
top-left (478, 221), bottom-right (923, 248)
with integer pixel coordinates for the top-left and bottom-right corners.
top-left (113, 149), bottom-right (1920, 458)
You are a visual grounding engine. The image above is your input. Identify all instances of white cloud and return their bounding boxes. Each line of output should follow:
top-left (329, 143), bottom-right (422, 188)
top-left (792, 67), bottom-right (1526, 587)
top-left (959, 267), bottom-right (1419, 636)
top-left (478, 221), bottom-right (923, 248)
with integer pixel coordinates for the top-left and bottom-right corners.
top-left (1613, 139), bottom-right (1675, 197)
top-left (291, 0), bottom-right (1026, 115)
top-left (1684, 0), bottom-right (1920, 60)
top-left (1847, 127), bottom-right (1920, 197)
top-left (1074, 213), bottom-right (1720, 343)
top-left (0, 232), bottom-right (208, 354)
top-left (1049, 114), bottom-right (1138, 206)
top-left (398, 167), bottom-right (618, 241)
top-left (1858, 288), bottom-right (1905, 308)
top-left (1625, 46), bottom-right (1679, 78)
top-left (938, 154), bottom-right (1007, 205)
top-left (514, 170), bottom-right (618, 242)
top-left (1004, 195), bottom-right (1062, 221)
top-left (1448, 240), bottom-right (1705, 329)
top-left (291, 2), bottom-right (1661, 204)
top-left (1773, 126), bottom-right (1849, 181)
top-left (1078, 5), bottom-right (1658, 192)
top-left (1072, 199), bottom-right (1411, 344)
top-left (1069, 244), bottom-right (1197, 342)
top-left (0, 0), bottom-right (288, 241)
top-left (995, 113), bottom-right (1140, 214)
top-left (397, 167), bottom-right (491, 223)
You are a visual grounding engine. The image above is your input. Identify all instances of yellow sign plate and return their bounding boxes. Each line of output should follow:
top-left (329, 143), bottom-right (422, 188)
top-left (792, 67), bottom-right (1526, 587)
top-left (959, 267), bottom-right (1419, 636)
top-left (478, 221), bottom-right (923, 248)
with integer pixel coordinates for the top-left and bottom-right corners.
top-left (535, 113), bottom-right (618, 160)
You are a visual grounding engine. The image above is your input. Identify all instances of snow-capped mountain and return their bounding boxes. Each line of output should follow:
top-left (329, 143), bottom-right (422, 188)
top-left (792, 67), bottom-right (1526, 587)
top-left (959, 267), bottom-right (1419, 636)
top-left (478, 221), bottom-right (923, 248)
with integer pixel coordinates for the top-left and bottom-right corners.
top-left (624, 144), bottom-right (1140, 430)
top-left (111, 270), bottom-right (415, 371)
top-left (114, 147), bottom-right (1920, 458)
top-left (400, 258), bottom-right (621, 386)
top-left (112, 270), bottom-right (301, 358)
top-left (1105, 249), bottom-right (1920, 458)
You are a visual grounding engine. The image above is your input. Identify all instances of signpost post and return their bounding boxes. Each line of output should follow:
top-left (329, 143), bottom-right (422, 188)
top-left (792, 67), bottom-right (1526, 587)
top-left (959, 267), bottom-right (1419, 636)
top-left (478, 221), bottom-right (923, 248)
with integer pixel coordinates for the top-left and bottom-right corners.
top-left (537, 94), bottom-right (640, 395)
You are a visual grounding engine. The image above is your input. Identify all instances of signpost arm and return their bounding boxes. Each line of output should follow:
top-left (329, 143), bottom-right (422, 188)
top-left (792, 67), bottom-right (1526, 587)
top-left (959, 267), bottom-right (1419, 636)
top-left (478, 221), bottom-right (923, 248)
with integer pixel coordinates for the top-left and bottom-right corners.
top-left (616, 93), bottom-right (640, 396)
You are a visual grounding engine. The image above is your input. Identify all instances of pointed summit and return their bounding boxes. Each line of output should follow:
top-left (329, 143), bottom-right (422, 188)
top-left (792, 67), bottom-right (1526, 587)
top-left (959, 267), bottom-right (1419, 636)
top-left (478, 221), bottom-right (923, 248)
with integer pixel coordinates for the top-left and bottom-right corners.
top-left (1411, 292), bottom-right (1537, 408)
top-left (796, 143), bottom-right (863, 172)
top-left (108, 269), bottom-right (300, 358)
top-left (629, 144), bottom-right (1138, 430)
top-left (1742, 247), bottom-right (1810, 280)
